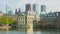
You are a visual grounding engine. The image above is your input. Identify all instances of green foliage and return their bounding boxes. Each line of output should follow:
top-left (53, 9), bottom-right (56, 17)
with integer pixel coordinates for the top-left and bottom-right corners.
top-left (0, 15), bottom-right (15, 25)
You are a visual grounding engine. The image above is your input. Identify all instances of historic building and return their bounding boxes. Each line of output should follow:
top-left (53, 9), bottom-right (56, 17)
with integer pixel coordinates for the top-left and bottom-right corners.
top-left (16, 12), bottom-right (34, 28)
top-left (39, 12), bottom-right (60, 28)
top-left (16, 13), bottom-right (26, 27)
top-left (16, 4), bottom-right (40, 28)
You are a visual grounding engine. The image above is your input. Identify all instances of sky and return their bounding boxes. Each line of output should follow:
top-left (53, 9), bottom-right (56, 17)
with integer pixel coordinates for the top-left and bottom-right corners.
top-left (0, 0), bottom-right (60, 13)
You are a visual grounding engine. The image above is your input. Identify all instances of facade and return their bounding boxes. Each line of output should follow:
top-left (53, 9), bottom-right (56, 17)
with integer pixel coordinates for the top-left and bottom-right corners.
top-left (40, 17), bottom-right (56, 27)
top-left (27, 12), bottom-right (34, 28)
top-left (16, 12), bottom-right (34, 28)
top-left (56, 17), bottom-right (60, 28)
top-left (39, 12), bottom-right (60, 28)
top-left (16, 14), bottom-right (26, 27)
top-left (27, 10), bottom-right (40, 28)
top-left (56, 12), bottom-right (60, 28)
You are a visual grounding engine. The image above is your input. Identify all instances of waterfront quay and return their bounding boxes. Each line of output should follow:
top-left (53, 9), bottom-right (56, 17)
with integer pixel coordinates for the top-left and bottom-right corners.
top-left (0, 26), bottom-right (11, 29)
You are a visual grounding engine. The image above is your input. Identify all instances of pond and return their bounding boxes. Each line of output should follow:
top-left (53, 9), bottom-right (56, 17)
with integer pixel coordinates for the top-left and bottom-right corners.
top-left (0, 27), bottom-right (60, 34)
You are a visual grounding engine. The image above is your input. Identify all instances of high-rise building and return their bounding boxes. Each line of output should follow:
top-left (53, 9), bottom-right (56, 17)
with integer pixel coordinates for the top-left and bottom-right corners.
top-left (41, 5), bottom-right (46, 12)
top-left (33, 4), bottom-right (39, 12)
top-left (25, 4), bottom-right (31, 11)
top-left (40, 5), bottom-right (46, 20)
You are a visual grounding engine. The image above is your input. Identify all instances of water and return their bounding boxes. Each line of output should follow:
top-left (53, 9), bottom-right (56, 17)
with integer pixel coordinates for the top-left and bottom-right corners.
top-left (0, 28), bottom-right (60, 34)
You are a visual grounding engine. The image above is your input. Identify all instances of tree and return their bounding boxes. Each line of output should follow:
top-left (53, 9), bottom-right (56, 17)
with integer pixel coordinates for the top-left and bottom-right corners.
top-left (0, 15), bottom-right (15, 26)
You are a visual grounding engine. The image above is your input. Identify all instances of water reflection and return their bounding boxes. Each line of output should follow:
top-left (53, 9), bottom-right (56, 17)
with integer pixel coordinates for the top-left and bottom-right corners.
top-left (0, 27), bottom-right (60, 34)
top-left (16, 27), bottom-right (33, 34)
top-left (33, 28), bottom-right (60, 34)
top-left (16, 27), bottom-right (27, 32)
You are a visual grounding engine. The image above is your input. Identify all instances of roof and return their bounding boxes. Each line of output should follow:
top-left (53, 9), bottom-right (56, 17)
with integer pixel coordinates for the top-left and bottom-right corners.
top-left (18, 12), bottom-right (26, 16)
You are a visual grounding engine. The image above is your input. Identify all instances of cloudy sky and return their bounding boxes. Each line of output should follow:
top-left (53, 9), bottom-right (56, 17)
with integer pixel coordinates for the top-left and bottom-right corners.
top-left (0, 0), bottom-right (60, 13)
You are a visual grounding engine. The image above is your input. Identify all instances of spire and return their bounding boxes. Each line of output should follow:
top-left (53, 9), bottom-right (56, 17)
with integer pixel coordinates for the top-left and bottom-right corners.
top-left (18, 8), bottom-right (21, 15)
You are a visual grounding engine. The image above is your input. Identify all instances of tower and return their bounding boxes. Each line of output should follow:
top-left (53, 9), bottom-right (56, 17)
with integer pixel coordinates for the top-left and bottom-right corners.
top-left (25, 4), bottom-right (31, 12)
top-left (40, 5), bottom-right (46, 19)
top-left (33, 4), bottom-right (39, 12)
top-left (41, 5), bottom-right (46, 12)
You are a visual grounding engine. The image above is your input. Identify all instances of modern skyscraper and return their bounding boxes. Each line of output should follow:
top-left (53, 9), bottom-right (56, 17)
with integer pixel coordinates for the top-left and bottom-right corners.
top-left (33, 4), bottom-right (39, 12)
top-left (25, 4), bottom-right (31, 11)
top-left (40, 5), bottom-right (46, 20)
top-left (41, 5), bottom-right (46, 12)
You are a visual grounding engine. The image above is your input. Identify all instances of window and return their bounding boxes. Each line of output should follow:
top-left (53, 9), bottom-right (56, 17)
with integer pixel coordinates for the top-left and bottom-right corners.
top-left (23, 21), bottom-right (24, 24)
